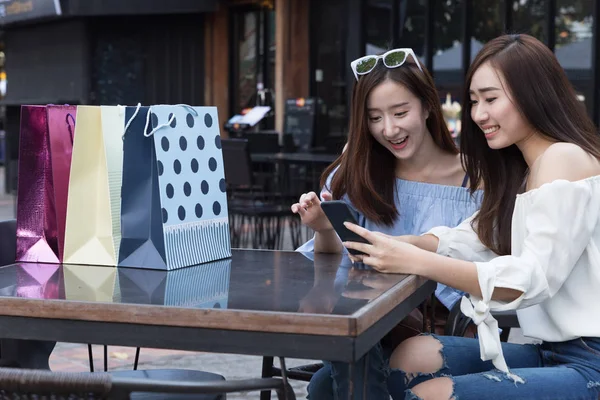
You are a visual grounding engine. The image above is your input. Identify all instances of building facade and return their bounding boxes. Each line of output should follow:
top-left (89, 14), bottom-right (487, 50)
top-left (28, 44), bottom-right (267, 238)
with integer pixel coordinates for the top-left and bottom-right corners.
top-left (1, 0), bottom-right (598, 192)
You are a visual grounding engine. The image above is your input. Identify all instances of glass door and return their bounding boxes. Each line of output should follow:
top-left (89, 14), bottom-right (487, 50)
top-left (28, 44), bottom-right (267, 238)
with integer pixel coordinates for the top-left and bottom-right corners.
top-left (230, 3), bottom-right (276, 129)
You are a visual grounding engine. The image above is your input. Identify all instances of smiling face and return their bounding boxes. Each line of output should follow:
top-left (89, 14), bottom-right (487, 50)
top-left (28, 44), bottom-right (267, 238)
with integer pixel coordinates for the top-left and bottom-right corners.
top-left (469, 62), bottom-right (535, 149)
top-left (366, 79), bottom-right (430, 160)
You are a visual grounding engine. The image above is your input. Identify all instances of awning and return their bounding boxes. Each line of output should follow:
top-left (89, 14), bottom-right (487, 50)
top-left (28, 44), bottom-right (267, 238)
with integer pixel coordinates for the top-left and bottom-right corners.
top-left (0, 0), bottom-right (62, 26)
top-left (0, 0), bottom-right (220, 26)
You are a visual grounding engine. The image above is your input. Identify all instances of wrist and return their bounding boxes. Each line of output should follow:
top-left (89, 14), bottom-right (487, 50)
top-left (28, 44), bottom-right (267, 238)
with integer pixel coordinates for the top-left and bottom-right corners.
top-left (314, 229), bottom-right (343, 253)
top-left (315, 227), bottom-right (335, 234)
top-left (406, 246), bottom-right (427, 275)
top-left (405, 235), bottom-right (419, 246)
top-left (414, 234), bottom-right (439, 253)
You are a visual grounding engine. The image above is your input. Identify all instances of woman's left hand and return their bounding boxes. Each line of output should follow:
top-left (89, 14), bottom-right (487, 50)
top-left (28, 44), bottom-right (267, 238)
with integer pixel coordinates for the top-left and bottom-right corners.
top-left (343, 222), bottom-right (419, 274)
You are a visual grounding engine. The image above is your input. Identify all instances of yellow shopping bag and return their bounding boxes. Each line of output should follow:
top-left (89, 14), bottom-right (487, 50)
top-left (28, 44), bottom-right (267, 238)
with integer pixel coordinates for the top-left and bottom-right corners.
top-left (63, 106), bottom-right (124, 266)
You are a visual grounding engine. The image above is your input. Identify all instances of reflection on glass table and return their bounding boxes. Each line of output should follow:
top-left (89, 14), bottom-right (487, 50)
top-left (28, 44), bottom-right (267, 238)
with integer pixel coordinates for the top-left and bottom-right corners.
top-left (0, 259), bottom-right (232, 312)
top-left (118, 258), bottom-right (231, 309)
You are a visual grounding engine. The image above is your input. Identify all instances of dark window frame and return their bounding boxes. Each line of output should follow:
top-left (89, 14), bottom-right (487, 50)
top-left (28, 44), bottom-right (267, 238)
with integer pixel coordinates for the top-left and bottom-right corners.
top-left (228, 4), bottom-right (274, 116)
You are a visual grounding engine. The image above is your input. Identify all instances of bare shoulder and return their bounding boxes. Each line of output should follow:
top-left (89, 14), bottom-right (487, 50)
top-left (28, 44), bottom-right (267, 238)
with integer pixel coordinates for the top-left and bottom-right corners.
top-left (530, 143), bottom-right (600, 189)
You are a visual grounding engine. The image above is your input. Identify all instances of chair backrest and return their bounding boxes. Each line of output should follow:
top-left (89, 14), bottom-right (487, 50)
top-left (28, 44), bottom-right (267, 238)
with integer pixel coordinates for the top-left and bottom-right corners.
top-left (0, 219), bottom-right (16, 267)
top-left (221, 139), bottom-right (253, 187)
top-left (282, 133), bottom-right (297, 153)
top-left (243, 131), bottom-right (280, 154)
top-left (0, 368), bottom-right (114, 399)
top-left (0, 367), bottom-right (293, 400)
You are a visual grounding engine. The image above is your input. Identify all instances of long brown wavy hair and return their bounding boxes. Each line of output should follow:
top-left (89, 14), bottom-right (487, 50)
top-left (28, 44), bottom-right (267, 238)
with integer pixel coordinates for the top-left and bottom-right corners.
top-left (321, 58), bottom-right (457, 226)
top-left (461, 34), bottom-right (600, 255)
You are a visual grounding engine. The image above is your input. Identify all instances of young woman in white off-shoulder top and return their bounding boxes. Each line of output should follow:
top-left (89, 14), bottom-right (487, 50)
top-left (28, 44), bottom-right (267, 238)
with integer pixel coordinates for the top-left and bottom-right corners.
top-left (343, 34), bottom-right (600, 400)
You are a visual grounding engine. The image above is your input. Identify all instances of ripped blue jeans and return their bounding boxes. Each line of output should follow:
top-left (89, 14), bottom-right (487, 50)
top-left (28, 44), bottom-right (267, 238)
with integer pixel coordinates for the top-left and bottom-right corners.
top-left (307, 342), bottom-right (390, 399)
top-left (388, 334), bottom-right (600, 400)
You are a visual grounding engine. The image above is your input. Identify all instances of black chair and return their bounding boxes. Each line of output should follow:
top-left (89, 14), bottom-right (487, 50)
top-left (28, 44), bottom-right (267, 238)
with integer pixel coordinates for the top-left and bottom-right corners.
top-left (0, 219), bottom-right (16, 266)
top-left (222, 139), bottom-right (296, 250)
top-left (243, 132), bottom-right (284, 199)
top-left (0, 219), bottom-right (56, 370)
top-left (281, 134), bottom-right (297, 153)
top-left (243, 131), bottom-right (281, 154)
top-left (444, 297), bottom-right (519, 342)
top-left (0, 366), bottom-right (296, 399)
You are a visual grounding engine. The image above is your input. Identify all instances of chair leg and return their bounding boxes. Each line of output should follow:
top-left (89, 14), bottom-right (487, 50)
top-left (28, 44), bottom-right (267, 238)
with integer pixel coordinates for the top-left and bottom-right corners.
top-left (271, 217), bottom-right (281, 250)
top-left (87, 344), bottom-right (94, 372)
top-left (254, 216), bottom-right (262, 249)
top-left (260, 356), bottom-right (274, 400)
top-left (134, 347), bottom-right (140, 370)
top-left (276, 217), bottom-right (284, 250)
top-left (420, 300), bottom-right (428, 333)
top-left (276, 357), bottom-right (295, 400)
top-left (500, 328), bottom-right (511, 342)
top-left (244, 215), bottom-right (253, 248)
top-left (429, 293), bottom-right (437, 334)
top-left (104, 345), bottom-right (108, 371)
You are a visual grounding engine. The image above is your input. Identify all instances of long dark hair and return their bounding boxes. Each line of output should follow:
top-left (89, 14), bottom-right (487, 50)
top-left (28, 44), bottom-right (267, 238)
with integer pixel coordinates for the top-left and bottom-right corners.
top-left (461, 34), bottom-right (600, 255)
top-left (321, 59), bottom-right (457, 225)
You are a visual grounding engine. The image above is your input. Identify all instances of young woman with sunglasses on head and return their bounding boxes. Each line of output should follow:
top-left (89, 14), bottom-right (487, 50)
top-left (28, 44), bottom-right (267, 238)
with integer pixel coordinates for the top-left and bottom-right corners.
top-left (291, 49), bottom-right (482, 399)
top-left (344, 34), bottom-right (600, 400)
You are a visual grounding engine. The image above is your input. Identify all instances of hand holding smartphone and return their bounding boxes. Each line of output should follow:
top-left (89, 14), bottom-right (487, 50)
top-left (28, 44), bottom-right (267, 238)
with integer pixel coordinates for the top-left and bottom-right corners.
top-left (320, 201), bottom-right (370, 256)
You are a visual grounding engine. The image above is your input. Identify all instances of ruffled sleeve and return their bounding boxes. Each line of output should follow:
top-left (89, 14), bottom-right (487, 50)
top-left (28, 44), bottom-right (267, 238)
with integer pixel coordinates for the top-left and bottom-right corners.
top-left (461, 179), bottom-right (597, 377)
top-left (427, 213), bottom-right (498, 263)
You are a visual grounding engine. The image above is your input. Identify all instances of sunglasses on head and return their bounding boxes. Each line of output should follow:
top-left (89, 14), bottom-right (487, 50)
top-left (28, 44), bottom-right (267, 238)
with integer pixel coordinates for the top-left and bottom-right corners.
top-left (350, 48), bottom-right (423, 81)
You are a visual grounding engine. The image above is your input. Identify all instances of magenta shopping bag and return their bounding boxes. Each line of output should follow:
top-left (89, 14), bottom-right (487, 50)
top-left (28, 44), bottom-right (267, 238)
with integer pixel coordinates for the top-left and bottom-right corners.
top-left (16, 105), bottom-right (76, 263)
top-left (16, 263), bottom-right (62, 300)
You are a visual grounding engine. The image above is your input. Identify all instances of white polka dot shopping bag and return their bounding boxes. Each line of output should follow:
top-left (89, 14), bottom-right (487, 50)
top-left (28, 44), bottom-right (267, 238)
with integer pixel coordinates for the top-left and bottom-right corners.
top-left (119, 104), bottom-right (231, 270)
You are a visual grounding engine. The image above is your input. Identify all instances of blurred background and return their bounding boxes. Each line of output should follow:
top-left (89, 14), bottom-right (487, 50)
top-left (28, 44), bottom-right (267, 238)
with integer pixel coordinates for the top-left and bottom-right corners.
top-left (0, 0), bottom-right (596, 198)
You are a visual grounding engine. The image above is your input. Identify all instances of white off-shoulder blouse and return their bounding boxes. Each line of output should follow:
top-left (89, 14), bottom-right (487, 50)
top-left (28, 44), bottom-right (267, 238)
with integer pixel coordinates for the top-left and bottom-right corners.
top-left (428, 177), bottom-right (600, 377)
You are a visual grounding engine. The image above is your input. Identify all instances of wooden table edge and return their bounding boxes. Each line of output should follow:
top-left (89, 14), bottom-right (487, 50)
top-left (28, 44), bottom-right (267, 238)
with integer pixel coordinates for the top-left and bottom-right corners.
top-left (352, 274), bottom-right (432, 335)
top-left (0, 296), bottom-right (357, 336)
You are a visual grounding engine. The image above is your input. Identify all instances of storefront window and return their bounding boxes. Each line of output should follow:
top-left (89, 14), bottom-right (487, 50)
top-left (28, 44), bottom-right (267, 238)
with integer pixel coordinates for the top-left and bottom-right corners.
top-left (397, 0), bottom-right (427, 59)
top-left (472, 0), bottom-right (505, 60)
top-left (365, 0), bottom-right (393, 55)
top-left (230, 6), bottom-right (276, 129)
top-left (235, 11), bottom-right (258, 112)
top-left (554, 0), bottom-right (593, 117)
top-left (311, 0), bottom-right (348, 139)
top-left (512, 0), bottom-right (548, 44)
top-left (433, 0), bottom-right (464, 105)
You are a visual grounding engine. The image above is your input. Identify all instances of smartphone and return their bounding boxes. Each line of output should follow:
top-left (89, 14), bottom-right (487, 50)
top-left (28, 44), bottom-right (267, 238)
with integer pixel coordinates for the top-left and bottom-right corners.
top-left (320, 201), bottom-right (370, 256)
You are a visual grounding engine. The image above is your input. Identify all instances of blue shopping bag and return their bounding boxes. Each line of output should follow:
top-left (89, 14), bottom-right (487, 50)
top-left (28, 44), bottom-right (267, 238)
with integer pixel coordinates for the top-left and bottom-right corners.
top-left (119, 104), bottom-right (231, 270)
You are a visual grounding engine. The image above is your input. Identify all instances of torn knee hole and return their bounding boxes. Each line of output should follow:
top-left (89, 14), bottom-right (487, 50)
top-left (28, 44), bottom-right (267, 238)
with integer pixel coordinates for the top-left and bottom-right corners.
top-left (390, 335), bottom-right (447, 377)
top-left (587, 381), bottom-right (600, 389)
top-left (482, 370), bottom-right (526, 385)
top-left (407, 376), bottom-right (456, 400)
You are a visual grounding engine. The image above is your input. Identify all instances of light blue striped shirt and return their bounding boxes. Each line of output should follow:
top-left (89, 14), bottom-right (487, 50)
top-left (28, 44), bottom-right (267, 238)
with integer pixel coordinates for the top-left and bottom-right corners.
top-left (297, 173), bottom-right (483, 310)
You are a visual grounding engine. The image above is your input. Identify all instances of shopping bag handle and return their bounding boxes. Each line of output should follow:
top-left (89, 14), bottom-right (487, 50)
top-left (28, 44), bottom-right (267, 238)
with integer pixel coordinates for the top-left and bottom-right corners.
top-left (122, 103), bottom-right (199, 139)
top-left (66, 113), bottom-right (76, 144)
